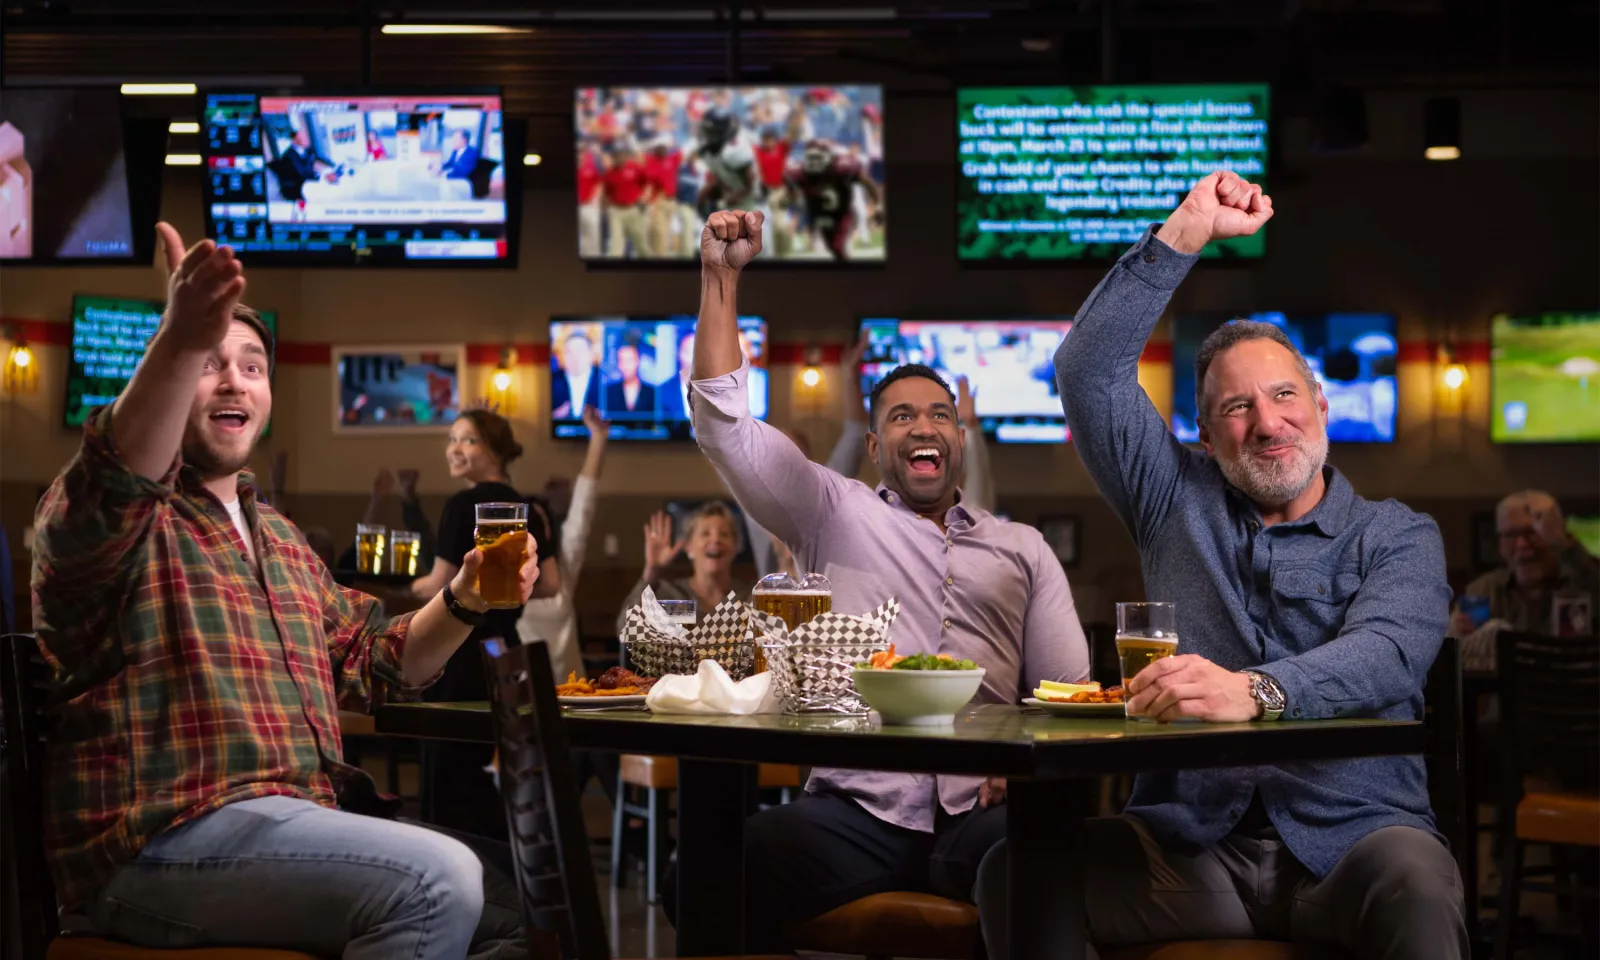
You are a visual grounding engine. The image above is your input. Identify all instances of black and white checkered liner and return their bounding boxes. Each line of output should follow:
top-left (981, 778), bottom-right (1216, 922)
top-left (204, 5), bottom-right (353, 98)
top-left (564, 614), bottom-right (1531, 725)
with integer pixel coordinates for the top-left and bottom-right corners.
top-left (619, 591), bottom-right (757, 680)
top-left (758, 598), bottom-right (899, 715)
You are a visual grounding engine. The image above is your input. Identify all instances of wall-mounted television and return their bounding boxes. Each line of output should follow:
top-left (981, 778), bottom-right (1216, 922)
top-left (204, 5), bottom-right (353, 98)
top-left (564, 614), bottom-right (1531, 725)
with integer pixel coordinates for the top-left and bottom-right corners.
top-left (956, 83), bottom-right (1270, 261)
top-left (201, 90), bottom-right (514, 266)
top-left (1171, 312), bottom-right (1398, 443)
top-left (334, 344), bottom-right (462, 431)
top-left (1491, 312), bottom-right (1600, 443)
top-left (574, 85), bottom-right (884, 262)
top-left (64, 294), bottom-right (277, 430)
top-left (549, 315), bottom-right (768, 441)
top-left (0, 87), bottom-right (163, 264)
top-left (857, 318), bottom-right (1072, 443)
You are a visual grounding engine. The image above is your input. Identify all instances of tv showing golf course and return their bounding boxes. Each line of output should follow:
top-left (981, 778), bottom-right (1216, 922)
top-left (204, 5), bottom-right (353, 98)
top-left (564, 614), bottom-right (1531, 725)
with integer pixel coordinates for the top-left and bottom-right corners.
top-left (1490, 311), bottom-right (1600, 443)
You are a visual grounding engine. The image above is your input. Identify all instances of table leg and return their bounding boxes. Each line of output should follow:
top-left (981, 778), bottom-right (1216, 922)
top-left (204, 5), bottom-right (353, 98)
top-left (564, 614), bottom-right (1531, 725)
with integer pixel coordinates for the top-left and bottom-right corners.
top-left (676, 759), bottom-right (753, 956)
top-left (1007, 779), bottom-right (1095, 960)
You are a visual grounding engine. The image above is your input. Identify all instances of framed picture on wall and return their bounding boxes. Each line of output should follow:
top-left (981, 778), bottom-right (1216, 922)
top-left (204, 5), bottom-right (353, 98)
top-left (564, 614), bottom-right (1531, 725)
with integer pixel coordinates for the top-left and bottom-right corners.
top-left (1039, 514), bottom-right (1080, 568)
top-left (332, 344), bottom-right (464, 433)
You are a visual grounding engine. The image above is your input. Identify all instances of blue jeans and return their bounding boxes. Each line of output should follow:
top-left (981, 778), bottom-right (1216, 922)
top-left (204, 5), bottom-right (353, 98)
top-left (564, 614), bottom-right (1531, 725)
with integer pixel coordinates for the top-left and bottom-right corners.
top-left (84, 796), bottom-right (527, 959)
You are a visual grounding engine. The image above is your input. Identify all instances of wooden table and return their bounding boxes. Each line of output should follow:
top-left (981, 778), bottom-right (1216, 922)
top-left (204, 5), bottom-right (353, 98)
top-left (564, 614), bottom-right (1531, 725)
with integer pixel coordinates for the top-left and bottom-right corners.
top-left (377, 702), bottom-right (1425, 959)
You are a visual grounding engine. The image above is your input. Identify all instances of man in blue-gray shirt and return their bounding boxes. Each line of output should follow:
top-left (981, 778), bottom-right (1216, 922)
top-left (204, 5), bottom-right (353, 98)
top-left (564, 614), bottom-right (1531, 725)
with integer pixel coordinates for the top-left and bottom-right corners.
top-left (976, 172), bottom-right (1466, 959)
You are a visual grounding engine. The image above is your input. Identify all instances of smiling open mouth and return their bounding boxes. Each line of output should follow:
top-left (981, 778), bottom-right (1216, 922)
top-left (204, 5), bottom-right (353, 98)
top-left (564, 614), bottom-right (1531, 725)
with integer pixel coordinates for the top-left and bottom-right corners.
top-left (907, 446), bottom-right (944, 475)
top-left (208, 408), bottom-right (251, 431)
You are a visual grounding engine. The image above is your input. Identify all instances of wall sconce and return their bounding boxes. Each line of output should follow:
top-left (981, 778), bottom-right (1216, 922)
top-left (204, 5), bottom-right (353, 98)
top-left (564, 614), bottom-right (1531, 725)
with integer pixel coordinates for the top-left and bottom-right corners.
top-left (799, 346), bottom-right (824, 389)
top-left (3, 326), bottom-right (38, 394)
top-left (488, 346), bottom-right (516, 414)
top-left (1438, 343), bottom-right (1468, 392)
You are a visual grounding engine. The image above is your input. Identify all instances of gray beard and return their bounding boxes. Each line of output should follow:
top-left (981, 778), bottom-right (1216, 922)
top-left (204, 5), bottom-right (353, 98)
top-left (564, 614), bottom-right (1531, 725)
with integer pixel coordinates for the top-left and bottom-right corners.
top-left (1217, 432), bottom-right (1329, 508)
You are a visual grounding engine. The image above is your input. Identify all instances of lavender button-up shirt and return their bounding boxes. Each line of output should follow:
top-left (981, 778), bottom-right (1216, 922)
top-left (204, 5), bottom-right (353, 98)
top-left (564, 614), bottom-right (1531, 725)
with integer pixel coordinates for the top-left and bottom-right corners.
top-left (692, 362), bottom-right (1090, 832)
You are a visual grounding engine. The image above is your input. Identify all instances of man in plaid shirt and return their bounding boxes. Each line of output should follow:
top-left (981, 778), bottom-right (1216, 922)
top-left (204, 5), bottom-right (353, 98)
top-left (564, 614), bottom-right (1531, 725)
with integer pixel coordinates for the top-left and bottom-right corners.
top-left (31, 223), bottom-right (538, 959)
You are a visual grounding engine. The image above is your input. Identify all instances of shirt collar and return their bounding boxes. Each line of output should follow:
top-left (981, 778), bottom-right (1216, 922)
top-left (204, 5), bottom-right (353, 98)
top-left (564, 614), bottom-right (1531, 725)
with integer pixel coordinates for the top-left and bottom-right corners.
top-left (1223, 464), bottom-right (1351, 538)
top-left (876, 484), bottom-right (979, 528)
top-left (177, 464), bottom-right (260, 506)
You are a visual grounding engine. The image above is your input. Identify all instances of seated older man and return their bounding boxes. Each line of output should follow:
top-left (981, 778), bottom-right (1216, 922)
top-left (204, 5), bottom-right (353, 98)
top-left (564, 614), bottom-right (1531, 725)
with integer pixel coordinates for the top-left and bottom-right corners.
top-left (975, 173), bottom-right (1467, 959)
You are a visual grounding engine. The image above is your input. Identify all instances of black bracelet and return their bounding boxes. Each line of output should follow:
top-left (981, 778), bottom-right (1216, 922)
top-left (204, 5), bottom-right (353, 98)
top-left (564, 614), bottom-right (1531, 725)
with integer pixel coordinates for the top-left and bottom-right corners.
top-left (441, 585), bottom-right (486, 627)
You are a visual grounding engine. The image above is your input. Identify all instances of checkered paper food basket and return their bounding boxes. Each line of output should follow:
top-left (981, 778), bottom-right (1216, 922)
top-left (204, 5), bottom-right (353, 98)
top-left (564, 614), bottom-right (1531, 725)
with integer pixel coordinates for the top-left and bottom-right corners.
top-left (619, 590), bottom-right (757, 680)
top-left (758, 598), bottom-right (899, 715)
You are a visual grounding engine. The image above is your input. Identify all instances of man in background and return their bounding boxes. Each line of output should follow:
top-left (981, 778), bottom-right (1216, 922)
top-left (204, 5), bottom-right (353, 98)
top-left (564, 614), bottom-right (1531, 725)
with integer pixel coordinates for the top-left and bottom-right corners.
top-left (603, 140), bottom-right (651, 257)
top-left (551, 330), bottom-right (601, 420)
top-left (438, 130), bottom-right (479, 180)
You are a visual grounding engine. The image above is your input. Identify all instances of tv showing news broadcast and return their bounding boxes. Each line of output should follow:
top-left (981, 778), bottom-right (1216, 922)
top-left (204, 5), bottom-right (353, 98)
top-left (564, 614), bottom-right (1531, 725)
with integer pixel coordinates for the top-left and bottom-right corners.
top-left (549, 316), bottom-right (769, 441)
top-left (64, 295), bottom-right (277, 428)
top-left (857, 318), bottom-right (1073, 443)
top-left (201, 90), bottom-right (510, 265)
top-left (0, 88), bottom-right (141, 262)
top-left (334, 345), bottom-right (463, 430)
top-left (574, 85), bottom-right (884, 262)
top-left (956, 83), bottom-right (1270, 260)
top-left (1171, 312), bottom-right (1398, 443)
top-left (1491, 311), bottom-right (1600, 443)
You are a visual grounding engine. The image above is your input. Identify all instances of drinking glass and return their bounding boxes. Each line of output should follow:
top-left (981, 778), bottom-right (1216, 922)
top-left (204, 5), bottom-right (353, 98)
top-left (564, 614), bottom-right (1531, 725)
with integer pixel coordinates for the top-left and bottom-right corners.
top-left (355, 524), bottom-right (387, 575)
top-left (474, 502), bottom-right (529, 609)
top-left (658, 599), bottom-right (697, 627)
top-left (1116, 601), bottom-right (1178, 722)
top-left (389, 530), bottom-right (421, 576)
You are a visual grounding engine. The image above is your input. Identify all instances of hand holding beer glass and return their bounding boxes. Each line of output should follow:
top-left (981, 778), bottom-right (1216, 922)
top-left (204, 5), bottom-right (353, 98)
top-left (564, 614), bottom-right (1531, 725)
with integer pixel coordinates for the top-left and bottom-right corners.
top-left (474, 502), bottom-right (529, 609)
top-left (1117, 601), bottom-right (1178, 721)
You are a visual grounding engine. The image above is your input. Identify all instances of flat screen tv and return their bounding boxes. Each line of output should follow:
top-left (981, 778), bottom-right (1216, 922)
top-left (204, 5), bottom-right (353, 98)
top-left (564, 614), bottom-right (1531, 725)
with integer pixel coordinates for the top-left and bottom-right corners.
top-left (200, 90), bottom-right (514, 266)
top-left (1170, 312), bottom-right (1398, 443)
top-left (64, 294), bottom-right (277, 430)
top-left (574, 85), bottom-right (885, 262)
top-left (0, 87), bottom-right (162, 264)
top-left (857, 318), bottom-right (1073, 443)
top-left (956, 83), bottom-right (1270, 261)
top-left (549, 315), bottom-right (768, 441)
top-left (334, 344), bottom-right (462, 431)
top-left (1490, 312), bottom-right (1600, 443)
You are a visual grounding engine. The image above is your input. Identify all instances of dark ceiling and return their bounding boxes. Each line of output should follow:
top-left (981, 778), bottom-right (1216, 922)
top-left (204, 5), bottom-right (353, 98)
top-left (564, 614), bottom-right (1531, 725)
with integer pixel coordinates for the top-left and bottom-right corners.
top-left (2, 0), bottom-right (1595, 124)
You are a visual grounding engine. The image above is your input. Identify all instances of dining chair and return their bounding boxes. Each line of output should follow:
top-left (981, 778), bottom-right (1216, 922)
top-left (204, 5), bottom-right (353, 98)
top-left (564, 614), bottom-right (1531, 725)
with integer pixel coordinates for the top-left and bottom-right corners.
top-left (479, 636), bottom-right (789, 960)
top-left (1, 633), bottom-right (321, 960)
top-left (1492, 629), bottom-right (1600, 960)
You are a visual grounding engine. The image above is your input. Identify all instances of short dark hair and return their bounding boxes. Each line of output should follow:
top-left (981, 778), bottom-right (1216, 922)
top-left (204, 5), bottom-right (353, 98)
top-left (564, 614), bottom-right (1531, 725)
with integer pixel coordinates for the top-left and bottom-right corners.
top-left (868, 363), bottom-right (955, 428)
top-left (231, 303), bottom-right (274, 376)
top-left (1194, 320), bottom-right (1317, 425)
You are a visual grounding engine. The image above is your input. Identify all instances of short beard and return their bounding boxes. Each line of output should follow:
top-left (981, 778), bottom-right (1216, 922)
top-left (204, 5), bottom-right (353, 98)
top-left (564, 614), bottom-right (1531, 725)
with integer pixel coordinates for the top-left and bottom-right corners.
top-left (182, 426), bottom-right (257, 483)
top-left (1216, 430), bottom-right (1328, 508)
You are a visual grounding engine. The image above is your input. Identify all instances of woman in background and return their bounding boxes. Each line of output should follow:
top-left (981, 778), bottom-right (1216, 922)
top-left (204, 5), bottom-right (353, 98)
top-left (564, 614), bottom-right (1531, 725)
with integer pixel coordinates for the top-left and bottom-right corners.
top-left (617, 500), bottom-right (756, 635)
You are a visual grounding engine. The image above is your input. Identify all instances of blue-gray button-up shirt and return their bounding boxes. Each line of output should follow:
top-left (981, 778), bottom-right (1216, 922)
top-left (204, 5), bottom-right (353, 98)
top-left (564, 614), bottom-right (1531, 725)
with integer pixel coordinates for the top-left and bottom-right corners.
top-left (1058, 228), bottom-right (1451, 878)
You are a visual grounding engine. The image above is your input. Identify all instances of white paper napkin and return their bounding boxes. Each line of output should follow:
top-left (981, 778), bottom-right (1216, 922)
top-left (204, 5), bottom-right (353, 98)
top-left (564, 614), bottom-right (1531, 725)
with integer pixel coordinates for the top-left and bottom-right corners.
top-left (645, 659), bottom-right (779, 715)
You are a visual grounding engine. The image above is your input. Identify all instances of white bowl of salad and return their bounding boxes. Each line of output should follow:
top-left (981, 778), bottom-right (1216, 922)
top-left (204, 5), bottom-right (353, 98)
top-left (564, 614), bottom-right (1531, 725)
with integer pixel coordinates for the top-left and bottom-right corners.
top-left (852, 646), bottom-right (986, 726)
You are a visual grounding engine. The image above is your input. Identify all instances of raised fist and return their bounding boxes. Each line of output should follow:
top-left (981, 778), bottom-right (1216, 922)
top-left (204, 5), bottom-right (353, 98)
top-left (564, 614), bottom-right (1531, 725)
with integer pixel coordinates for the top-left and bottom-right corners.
top-left (701, 209), bottom-right (764, 274)
top-left (1158, 171), bottom-right (1273, 254)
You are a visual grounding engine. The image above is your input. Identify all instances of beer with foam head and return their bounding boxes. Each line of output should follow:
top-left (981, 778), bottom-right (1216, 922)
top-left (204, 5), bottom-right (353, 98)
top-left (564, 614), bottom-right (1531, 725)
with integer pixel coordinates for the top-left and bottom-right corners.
top-left (1116, 601), bottom-right (1178, 721)
top-left (475, 502), bottom-right (529, 610)
top-left (751, 572), bottom-right (833, 673)
top-left (389, 530), bottom-right (421, 576)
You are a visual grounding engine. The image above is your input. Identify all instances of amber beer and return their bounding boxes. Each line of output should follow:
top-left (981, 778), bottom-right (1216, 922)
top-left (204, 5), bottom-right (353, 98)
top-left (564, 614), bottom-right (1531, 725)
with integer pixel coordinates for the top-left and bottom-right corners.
top-left (1116, 601), bottom-right (1178, 722)
top-left (1116, 636), bottom-right (1178, 686)
top-left (355, 524), bottom-right (386, 575)
top-left (389, 530), bottom-right (421, 577)
top-left (753, 590), bottom-right (833, 631)
top-left (474, 502), bottom-right (529, 610)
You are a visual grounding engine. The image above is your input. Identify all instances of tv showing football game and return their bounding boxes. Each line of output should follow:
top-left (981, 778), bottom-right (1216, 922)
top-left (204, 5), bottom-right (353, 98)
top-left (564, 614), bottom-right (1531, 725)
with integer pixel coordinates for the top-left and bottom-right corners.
top-left (574, 85), bottom-right (884, 262)
top-left (1171, 312), bottom-right (1397, 443)
top-left (1491, 312), bottom-right (1600, 443)
top-left (956, 83), bottom-right (1270, 260)
top-left (201, 90), bottom-right (512, 265)
top-left (334, 345), bottom-right (462, 430)
top-left (857, 318), bottom-right (1073, 443)
top-left (550, 316), bottom-right (768, 441)
top-left (0, 87), bottom-right (155, 263)
top-left (64, 295), bottom-right (277, 428)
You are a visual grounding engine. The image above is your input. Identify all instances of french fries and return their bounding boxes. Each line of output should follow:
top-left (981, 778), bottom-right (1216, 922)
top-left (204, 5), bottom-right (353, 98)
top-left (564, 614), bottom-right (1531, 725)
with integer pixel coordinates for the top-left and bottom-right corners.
top-left (556, 671), bottom-right (646, 698)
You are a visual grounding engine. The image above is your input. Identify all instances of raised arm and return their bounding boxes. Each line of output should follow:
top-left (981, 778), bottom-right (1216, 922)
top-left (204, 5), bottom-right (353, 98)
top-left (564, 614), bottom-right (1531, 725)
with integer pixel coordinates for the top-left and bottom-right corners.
top-left (556, 408), bottom-right (610, 589)
top-left (954, 376), bottom-right (996, 514)
top-left (823, 334), bottom-right (871, 479)
top-left (1058, 172), bottom-right (1270, 546)
top-left (692, 210), bottom-right (848, 546)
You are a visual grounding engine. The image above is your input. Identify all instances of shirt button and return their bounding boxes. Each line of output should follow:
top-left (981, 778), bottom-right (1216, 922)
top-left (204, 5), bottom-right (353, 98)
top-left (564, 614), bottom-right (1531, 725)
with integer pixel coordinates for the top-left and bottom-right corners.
top-left (1143, 253), bottom-right (1156, 263)
top-left (946, 576), bottom-right (954, 586)
top-left (943, 619), bottom-right (952, 629)
top-left (1317, 585), bottom-right (1326, 595)
top-left (944, 539), bottom-right (952, 548)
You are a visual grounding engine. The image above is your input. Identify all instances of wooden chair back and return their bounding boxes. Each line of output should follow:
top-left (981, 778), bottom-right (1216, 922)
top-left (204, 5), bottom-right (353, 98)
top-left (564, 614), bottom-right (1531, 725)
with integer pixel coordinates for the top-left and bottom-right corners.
top-left (2, 632), bottom-right (63, 958)
top-left (1496, 630), bottom-right (1600, 793)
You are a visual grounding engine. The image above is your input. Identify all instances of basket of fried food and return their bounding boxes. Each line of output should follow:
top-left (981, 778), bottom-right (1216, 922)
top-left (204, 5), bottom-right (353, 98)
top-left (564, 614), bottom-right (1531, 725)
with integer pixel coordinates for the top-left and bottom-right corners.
top-left (556, 666), bottom-right (657, 705)
top-left (1022, 680), bottom-right (1128, 715)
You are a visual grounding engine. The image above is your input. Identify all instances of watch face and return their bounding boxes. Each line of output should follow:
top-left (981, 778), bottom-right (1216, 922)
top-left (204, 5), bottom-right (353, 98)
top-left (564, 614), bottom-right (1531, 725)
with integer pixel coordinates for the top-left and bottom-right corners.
top-left (1254, 675), bottom-right (1286, 709)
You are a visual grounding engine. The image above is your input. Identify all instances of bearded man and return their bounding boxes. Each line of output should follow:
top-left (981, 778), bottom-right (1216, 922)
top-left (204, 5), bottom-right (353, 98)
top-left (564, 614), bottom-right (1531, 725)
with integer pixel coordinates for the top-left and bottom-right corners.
top-left (975, 172), bottom-right (1467, 959)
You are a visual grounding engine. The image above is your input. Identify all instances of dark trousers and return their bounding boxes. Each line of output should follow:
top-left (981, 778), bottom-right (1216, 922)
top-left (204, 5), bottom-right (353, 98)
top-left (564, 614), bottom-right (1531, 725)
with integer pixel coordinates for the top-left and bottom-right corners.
top-left (665, 790), bottom-right (1006, 954)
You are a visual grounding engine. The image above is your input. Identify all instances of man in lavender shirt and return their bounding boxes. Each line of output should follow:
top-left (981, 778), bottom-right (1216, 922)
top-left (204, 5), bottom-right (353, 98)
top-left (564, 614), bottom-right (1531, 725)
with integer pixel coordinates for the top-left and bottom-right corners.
top-left (674, 208), bottom-right (1090, 951)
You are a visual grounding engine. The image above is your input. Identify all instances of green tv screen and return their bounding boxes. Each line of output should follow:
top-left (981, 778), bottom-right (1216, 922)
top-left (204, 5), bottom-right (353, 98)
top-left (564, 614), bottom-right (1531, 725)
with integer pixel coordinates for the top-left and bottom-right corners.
top-left (956, 83), bottom-right (1270, 261)
top-left (1490, 311), bottom-right (1600, 443)
top-left (65, 295), bottom-right (277, 430)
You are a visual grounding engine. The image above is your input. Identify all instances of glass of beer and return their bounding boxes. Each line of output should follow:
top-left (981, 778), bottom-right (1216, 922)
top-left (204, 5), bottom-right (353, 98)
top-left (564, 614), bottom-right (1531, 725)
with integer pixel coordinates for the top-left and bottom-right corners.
top-left (1116, 601), bottom-right (1179, 722)
top-left (389, 530), bottom-right (421, 576)
top-left (752, 572), bottom-right (832, 674)
top-left (355, 524), bottom-right (387, 575)
top-left (474, 502), bottom-right (529, 610)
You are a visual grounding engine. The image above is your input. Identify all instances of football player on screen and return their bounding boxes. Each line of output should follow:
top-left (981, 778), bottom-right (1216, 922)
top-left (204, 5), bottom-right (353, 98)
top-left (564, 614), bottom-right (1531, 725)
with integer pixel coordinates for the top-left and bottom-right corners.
top-left (784, 139), bottom-right (882, 262)
top-left (694, 105), bottom-right (762, 217)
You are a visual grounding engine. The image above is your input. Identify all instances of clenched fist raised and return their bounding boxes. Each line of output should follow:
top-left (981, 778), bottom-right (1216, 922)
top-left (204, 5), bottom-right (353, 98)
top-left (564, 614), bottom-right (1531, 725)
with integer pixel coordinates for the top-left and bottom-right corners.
top-left (701, 209), bottom-right (764, 274)
top-left (1156, 171), bottom-right (1273, 255)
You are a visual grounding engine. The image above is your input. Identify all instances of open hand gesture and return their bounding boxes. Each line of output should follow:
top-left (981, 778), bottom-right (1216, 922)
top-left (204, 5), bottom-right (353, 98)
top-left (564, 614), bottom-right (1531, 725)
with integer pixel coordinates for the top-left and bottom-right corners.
top-left (642, 510), bottom-right (685, 580)
top-left (956, 376), bottom-right (977, 428)
top-left (396, 469), bottom-right (420, 502)
top-left (1157, 171), bottom-right (1273, 254)
top-left (156, 222), bottom-right (246, 353)
top-left (701, 209), bottom-right (764, 274)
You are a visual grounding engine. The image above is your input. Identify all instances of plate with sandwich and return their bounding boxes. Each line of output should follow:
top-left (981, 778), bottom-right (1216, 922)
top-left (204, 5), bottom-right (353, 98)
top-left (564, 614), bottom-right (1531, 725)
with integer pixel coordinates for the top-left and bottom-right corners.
top-left (1023, 680), bottom-right (1127, 717)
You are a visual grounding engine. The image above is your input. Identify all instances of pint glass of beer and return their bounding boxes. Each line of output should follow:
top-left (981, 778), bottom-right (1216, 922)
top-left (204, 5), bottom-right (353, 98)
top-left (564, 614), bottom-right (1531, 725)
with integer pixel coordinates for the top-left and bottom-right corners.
top-left (355, 524), bottom-right (387, 575)
top-left (1116, 601), bottom-right (1178, 722)
top-left (474, 502), bottom-right (529, 610)
top-left (389, 530), bottom-right (421, 576)
top-left (752, 572), bottom-right (833, 631)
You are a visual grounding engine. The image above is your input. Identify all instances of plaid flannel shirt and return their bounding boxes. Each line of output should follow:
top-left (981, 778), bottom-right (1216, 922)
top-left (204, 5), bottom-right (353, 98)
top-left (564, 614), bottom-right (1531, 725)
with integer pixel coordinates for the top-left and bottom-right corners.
top-left (30, 408), bottom-right (429, 908)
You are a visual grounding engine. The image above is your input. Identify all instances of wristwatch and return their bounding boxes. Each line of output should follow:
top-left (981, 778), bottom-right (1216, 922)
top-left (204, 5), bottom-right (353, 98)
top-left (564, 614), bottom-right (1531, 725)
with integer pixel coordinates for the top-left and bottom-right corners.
top-left (1244, 671), bottom-right (1286, 721)
top-left (441, 585), bottom-right (486, 627)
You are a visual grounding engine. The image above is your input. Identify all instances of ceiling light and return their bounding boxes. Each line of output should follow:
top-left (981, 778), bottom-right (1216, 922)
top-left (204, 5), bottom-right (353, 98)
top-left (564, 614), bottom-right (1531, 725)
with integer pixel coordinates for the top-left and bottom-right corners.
top-left (1424, 97), bottom-right (1461, 161)
top-left (381, 24), bottom-right (531, 35)
top-left (165, 154), bottom-right (202, 166)
top-left (169, 121), bottom-right (200, 134)
top-left (121, 83), bottom-right (197, 95)
top-left (523, 154), bottom-right (542, 166)
top-left (1425, 145), bottom-right (1460, 161)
